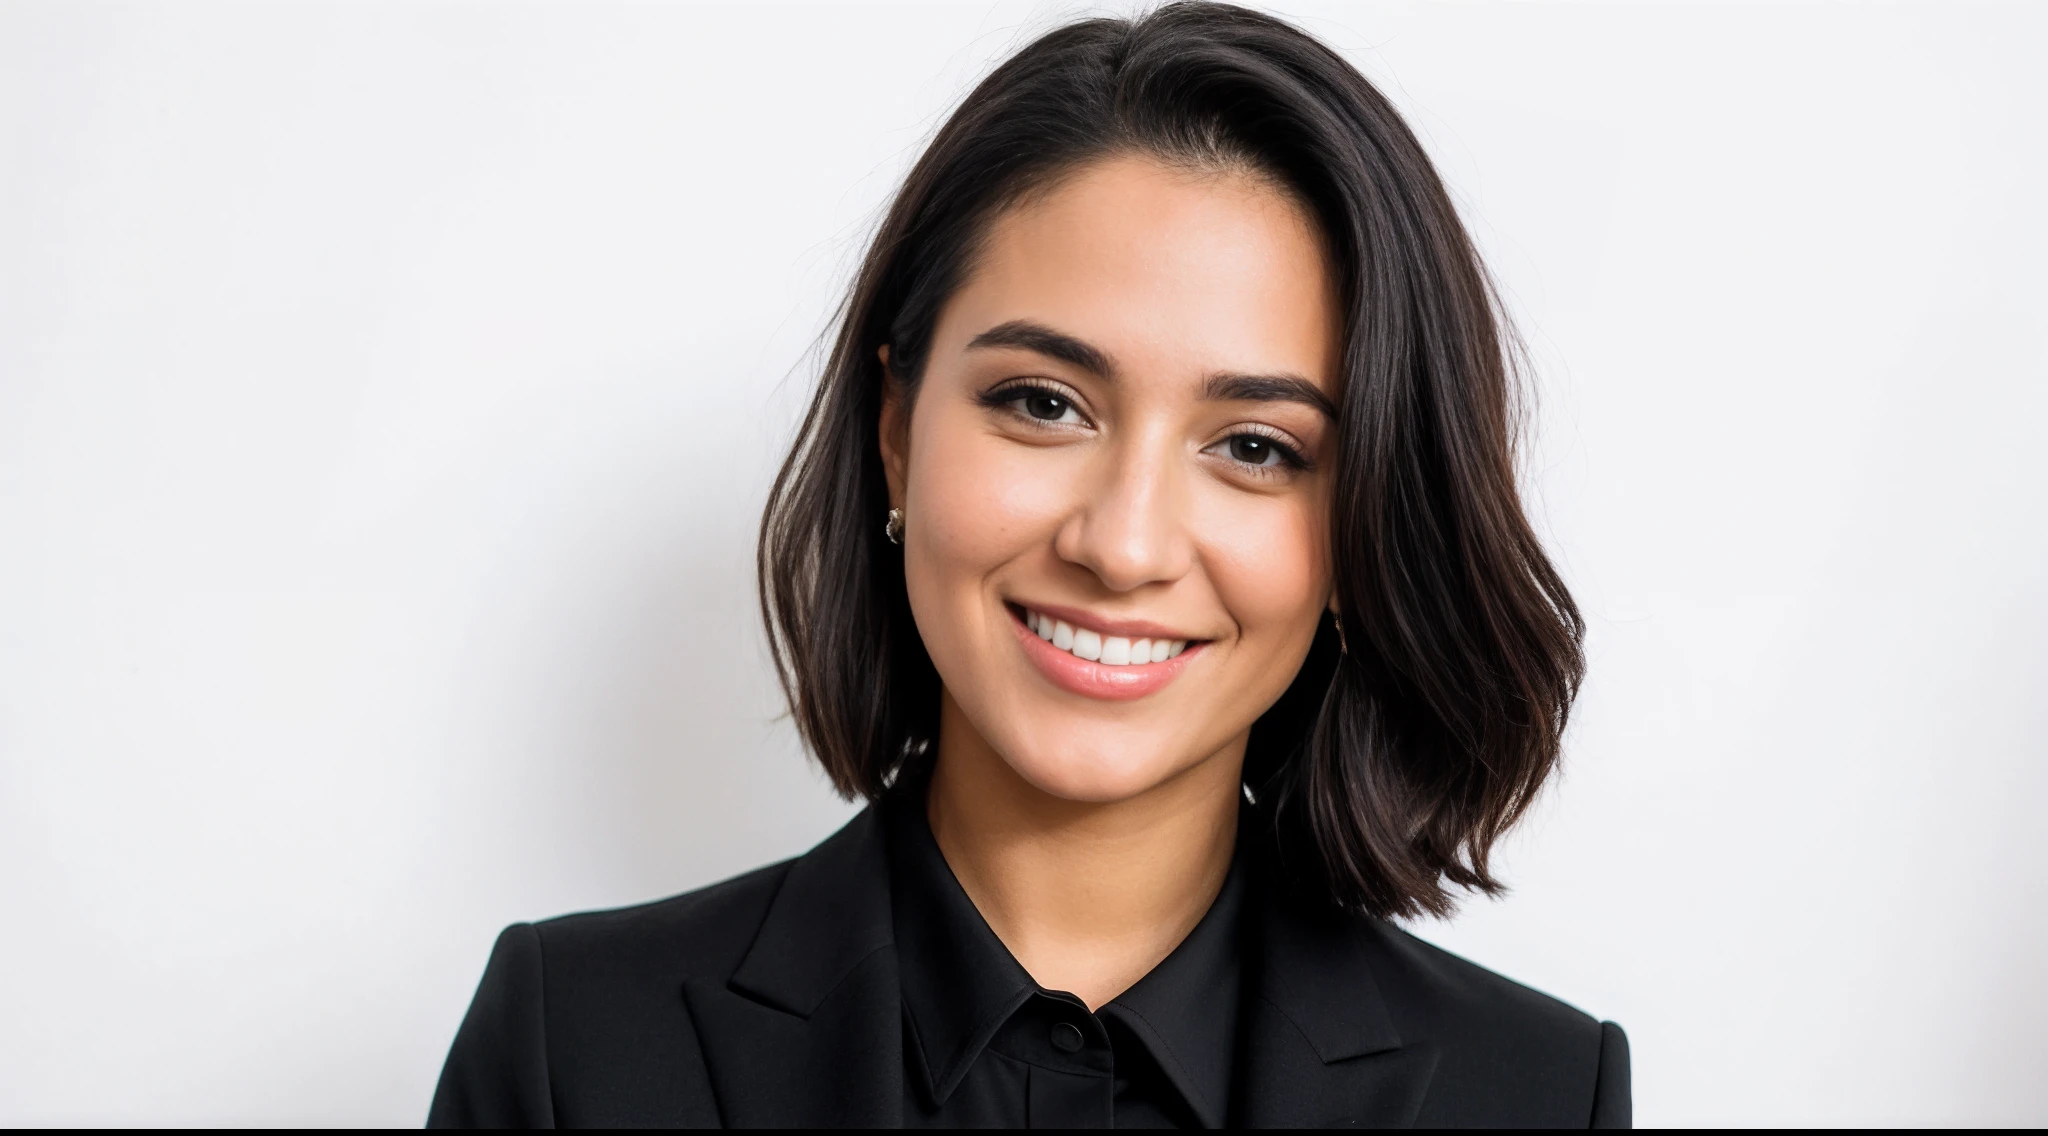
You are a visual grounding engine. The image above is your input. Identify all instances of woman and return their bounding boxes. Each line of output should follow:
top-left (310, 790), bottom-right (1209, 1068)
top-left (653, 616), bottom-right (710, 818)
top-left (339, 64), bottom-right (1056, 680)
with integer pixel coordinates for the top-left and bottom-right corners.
top-left (429, 3), bottom-right (1627, 1128)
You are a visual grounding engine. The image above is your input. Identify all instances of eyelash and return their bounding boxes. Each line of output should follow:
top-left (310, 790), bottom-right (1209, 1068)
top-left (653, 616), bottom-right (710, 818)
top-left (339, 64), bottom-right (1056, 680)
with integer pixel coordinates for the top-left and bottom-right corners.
top-left (978, 380), bottom-right (1312, 475)
top-left (979, 380), bottom-right (1092, 427)
top-left (1216, 424), bottom-right (1311, 475)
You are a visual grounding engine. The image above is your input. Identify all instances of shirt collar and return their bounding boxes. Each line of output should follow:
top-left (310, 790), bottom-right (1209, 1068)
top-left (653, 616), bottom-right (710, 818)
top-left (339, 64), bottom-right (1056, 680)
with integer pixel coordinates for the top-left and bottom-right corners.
top-left (883, 782), bottom-right (1245, 1127)
top-left (1103, 853), bottom-right (1244, 1128)
top-left (883, 786), bottom-right (1039, 1106)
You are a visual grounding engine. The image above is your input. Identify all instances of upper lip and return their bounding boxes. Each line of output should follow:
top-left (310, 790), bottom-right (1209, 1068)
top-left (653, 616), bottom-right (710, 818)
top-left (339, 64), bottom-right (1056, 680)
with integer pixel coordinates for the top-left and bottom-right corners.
top-left (1010, 600), bottom-right (1205, 643)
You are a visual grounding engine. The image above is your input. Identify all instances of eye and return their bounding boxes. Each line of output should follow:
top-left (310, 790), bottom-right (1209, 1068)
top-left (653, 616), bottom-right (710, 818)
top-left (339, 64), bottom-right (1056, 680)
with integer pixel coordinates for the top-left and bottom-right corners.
top-left (1022, 392), bottom-right (1075, 422)
top-left (984, 383), bottom-right (1088, 426)
top-left (1227, 435), bottom-right (1282, 466)
top-left (1203, 428), bottom-right (1310, 475)
top-left (1207, 430), bottom-right (1306, 471)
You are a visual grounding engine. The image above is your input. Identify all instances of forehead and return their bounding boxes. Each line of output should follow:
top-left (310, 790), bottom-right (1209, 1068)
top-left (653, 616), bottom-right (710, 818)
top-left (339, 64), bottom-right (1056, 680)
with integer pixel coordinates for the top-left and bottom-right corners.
top-left (941, 156), bottom-right (1341, 393)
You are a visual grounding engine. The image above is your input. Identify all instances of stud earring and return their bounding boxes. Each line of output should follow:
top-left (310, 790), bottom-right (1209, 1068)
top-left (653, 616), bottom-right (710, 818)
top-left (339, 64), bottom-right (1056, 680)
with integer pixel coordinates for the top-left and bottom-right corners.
top-left (884, 507), bottom-right (905, 545)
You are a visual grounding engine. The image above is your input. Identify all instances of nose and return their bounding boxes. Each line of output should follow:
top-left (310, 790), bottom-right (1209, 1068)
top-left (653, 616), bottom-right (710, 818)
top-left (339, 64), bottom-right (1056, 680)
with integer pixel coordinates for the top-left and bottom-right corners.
top-left (1052, 428), bottom-right (1195, 592)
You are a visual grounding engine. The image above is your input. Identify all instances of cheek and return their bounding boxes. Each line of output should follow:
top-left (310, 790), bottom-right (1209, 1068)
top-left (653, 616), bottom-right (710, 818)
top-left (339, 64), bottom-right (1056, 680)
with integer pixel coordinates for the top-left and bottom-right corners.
top-left (1200, 487), bottom-right (1329, 646)
top-left (903, 412), bottom-right (1075, 600)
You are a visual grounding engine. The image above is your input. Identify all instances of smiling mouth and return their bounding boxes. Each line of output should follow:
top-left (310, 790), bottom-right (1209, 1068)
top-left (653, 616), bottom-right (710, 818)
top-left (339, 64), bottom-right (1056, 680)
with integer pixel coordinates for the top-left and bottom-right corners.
top-left (1014, 606), bottom-right (1191, 666)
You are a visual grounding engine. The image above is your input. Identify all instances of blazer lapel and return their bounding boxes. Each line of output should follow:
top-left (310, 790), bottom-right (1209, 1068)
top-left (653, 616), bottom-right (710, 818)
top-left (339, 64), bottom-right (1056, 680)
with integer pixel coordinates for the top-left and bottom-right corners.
top-left (682, 807), bottom-right (904, 1128)
top-left (1238, 888), bottom-right (1437, 1128)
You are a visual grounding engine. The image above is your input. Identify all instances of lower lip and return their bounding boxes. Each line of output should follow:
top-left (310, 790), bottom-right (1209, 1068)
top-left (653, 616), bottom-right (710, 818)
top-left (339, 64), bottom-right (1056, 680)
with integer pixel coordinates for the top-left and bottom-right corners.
top-left (1008, 607), bottom-right (1203, 702)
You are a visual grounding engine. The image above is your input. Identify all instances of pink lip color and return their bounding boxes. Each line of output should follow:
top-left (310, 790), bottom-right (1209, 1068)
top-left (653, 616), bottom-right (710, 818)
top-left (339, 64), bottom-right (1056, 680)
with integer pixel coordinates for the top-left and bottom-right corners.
top-left (1008, 606), bottom-right (1204, 702)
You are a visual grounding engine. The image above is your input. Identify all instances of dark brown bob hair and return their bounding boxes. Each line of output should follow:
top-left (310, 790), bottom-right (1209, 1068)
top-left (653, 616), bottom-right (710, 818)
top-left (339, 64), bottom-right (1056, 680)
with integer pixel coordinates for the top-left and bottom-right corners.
top-left (759, 1), bottom-right (1584, 920)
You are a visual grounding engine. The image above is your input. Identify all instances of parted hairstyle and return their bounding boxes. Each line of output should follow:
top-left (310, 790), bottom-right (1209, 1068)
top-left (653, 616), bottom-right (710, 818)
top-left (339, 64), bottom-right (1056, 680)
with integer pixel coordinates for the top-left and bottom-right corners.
top-left (758, 1), bottom-right (1584, 920)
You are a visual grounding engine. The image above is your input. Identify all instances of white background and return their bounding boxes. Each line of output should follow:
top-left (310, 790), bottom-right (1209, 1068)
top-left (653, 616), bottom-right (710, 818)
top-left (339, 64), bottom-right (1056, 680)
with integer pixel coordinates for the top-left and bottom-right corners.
top-left (2, 0), bottom-right (2042, 1125)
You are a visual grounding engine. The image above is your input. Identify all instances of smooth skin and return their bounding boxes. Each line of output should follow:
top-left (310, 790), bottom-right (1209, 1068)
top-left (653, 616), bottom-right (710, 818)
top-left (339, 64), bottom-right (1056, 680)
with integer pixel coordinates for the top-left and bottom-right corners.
top-left (878, 155), bottom-right (1342, 1009)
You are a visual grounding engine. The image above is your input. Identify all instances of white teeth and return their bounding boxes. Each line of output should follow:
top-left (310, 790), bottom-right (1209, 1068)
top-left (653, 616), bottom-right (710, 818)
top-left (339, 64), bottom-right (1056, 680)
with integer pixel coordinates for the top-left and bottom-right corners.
top-left (1025, 610), bottom-right (1189, 667)
top-left (1072, 628), bottom-right (1102, 661)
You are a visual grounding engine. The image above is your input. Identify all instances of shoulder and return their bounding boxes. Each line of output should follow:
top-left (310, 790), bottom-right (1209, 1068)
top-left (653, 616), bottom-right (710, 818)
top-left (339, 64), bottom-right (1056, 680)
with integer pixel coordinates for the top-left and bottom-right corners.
top-left (529, 857), bottom-right (795, 989)
top-left (1358, 919), bottom-right (1601, 1046)
top-left (1353, 919), bottom-right (1628, 1127)
top-left (429, 860), bottom-right (797, 1128)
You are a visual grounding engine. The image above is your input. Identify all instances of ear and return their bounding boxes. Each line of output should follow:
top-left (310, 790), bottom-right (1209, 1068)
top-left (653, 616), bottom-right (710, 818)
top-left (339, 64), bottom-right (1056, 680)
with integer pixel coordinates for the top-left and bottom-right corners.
top-left (877, 345), bottom-right (910, 510)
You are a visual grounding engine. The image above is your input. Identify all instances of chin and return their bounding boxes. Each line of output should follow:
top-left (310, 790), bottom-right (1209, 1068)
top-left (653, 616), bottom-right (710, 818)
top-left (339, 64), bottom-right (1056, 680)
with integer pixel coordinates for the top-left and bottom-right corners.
top-left (999, 740), bottom-right (1191, 805)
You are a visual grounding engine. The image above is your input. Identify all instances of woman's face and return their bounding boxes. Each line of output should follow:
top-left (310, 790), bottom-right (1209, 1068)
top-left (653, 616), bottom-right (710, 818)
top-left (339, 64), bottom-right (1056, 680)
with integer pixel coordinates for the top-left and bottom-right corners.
top-left (882, 155), bottom-right (1341, 804)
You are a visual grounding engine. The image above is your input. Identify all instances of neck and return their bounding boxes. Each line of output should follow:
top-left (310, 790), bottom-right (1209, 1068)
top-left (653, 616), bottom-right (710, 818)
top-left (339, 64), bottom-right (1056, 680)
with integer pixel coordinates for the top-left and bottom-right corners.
top-left (924, 690), bottom-right (1243, 1010)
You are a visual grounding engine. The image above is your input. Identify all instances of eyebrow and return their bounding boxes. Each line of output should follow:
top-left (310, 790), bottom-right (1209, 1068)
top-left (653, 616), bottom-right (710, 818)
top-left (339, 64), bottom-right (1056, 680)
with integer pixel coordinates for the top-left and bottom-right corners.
top-left (965, 318), bottom-right (1336, 419)
top-left (966, 320), bottom-right (1117, 378)
top-left (1204, 372), bottom-right (1338, 420)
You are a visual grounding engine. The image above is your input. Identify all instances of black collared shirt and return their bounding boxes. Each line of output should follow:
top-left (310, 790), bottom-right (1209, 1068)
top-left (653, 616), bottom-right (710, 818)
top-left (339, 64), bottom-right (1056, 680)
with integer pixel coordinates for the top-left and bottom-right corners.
top-left (882, 788), bottom-right (1245, 1129)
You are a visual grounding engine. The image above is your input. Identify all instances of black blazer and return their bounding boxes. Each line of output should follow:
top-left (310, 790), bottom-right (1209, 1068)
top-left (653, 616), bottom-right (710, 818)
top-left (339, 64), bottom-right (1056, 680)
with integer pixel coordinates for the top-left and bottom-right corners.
top-left (429, 807), bottom-right (1630, 1128)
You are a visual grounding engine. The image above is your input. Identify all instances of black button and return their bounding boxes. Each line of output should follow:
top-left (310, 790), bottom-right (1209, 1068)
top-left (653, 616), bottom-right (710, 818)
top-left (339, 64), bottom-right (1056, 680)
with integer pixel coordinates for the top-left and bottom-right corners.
top-left (1050, 1021), bottom-right (1085, 1053)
